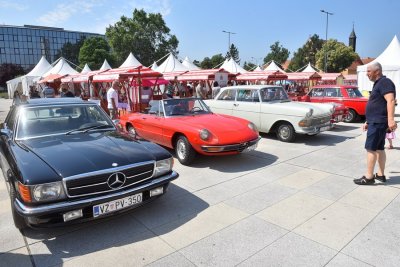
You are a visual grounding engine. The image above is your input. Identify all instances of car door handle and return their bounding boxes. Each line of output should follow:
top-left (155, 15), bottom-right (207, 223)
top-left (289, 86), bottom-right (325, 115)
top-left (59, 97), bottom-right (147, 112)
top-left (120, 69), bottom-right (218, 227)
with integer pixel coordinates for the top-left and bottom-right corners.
top-left (233, 103), bottom-right (239, 106)
top-left (141, 117), bottom-right (147, 120)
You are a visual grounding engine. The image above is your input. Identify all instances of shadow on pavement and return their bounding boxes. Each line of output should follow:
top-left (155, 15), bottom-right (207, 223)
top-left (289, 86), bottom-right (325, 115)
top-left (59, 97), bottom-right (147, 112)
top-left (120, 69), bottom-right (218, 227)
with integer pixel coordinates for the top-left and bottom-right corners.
top-left (330, 124), bottom-right (360, 132)
top-left (386, 174), bottom-right (400, 185)
top-left (261, 132), bottom-right (353, 147)
top-left (178, 151), bottom-right (278, 172)
top-left (18, 184), bottom-right (208, 267)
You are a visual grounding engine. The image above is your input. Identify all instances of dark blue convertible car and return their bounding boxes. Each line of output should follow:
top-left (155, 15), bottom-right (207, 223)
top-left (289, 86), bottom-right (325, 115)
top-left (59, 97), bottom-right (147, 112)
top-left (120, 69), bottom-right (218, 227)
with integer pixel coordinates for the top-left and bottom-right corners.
top-left (0, 98), bottom-right (178, 230)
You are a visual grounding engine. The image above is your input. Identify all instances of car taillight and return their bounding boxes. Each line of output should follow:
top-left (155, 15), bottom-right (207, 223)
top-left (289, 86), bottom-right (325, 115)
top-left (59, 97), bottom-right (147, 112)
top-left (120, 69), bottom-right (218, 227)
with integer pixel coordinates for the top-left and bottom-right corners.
top-left (18, 182), bottom-right (32, 203)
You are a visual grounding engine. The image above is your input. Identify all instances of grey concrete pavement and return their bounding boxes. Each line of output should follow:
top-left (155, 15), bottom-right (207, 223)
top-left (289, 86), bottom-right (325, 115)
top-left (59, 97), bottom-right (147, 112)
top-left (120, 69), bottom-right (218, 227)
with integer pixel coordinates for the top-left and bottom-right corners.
top-left (1, 98), bottom-right (400, 266)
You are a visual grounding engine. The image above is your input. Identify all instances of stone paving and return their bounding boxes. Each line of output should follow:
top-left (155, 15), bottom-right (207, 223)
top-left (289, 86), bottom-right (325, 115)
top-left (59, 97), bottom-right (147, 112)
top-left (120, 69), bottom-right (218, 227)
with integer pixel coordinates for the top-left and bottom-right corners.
top-left (0, 98), bottom-right (400, 266)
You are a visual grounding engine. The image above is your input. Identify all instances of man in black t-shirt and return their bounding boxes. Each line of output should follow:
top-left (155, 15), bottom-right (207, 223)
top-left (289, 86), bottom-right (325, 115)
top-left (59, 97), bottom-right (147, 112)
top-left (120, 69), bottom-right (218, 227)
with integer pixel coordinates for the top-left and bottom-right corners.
top-left (354, 62), bottom-right (397, 185)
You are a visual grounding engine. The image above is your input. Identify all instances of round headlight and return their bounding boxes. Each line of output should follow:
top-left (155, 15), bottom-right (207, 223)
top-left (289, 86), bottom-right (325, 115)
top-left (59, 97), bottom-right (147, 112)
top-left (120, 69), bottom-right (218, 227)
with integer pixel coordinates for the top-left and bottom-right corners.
top-left (306, 108), bottom-right (314, 118)
top-left (248, 122), bottom-right (258, 132)
top-left (199, 129), bottom-right (210, 140)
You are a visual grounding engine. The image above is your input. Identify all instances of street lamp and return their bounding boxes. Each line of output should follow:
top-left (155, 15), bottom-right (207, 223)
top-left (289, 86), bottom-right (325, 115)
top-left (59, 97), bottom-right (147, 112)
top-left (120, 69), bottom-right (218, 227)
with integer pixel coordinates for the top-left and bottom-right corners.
top-left (222, 30), bottom-right (236, 52)
top-left (320, 9), bottom-right (333, 72)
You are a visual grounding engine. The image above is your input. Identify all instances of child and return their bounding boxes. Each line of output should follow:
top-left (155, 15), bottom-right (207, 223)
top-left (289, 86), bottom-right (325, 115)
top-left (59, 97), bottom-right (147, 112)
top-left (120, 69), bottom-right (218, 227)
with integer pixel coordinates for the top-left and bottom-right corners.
top-left (386, 129), bottom-right (396, 149)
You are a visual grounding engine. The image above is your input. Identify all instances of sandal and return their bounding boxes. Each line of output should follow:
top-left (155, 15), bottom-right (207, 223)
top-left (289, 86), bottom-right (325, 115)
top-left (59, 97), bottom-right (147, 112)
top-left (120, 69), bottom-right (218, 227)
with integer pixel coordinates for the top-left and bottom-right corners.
top-left (353, 176), bottom-right (375, 185)
top-left (375, 173), bottom-right (386, 182)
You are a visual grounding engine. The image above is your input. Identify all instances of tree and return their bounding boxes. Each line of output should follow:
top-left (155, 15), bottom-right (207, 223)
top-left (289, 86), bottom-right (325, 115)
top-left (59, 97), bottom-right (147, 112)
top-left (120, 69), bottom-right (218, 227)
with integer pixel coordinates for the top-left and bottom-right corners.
top-left (200, 54), bottom-right (225, 69)
top-left (106, 9), bottom-right (179, 67)
top-left (225, 44), bottom-right (240, 64)
top-left (263, 41), bottom-right (290, 65)
top-left (78, 37), bottom-right (114, 70)
top-left (0, 63), bottom-right (25, 89)
top-left (316, 39), bottom-right (358, 72)
top-left (55, 37), bottom-right (85, 66)
top-left (243, 61), bottom-right (256, 71)
top-left (288, 34), bottom-right (324, 71)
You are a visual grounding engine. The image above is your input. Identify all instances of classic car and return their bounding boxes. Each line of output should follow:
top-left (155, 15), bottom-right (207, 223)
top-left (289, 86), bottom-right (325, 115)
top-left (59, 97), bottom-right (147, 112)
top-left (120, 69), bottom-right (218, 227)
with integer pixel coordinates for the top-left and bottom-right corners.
top-left (300, 85), bottom-right (368, 122)
top-left (0, 98), bottom-right (178, 229)
top-left (119, 98), bottom-right (260, 165)
top-left (205, 85), bottom-right (334, 142)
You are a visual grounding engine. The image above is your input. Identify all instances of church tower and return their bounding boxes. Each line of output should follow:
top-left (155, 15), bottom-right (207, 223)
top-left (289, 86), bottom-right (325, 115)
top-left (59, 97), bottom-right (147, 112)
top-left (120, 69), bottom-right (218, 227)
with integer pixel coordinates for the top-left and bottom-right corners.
top-left (349, 24), bottom-right (357, 52)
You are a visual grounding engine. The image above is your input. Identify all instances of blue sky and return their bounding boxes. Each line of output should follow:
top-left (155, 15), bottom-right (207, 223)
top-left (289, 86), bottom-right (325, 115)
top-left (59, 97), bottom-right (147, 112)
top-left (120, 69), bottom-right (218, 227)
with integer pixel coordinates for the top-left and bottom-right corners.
top-left (1, 0), bottom-right (400, 66)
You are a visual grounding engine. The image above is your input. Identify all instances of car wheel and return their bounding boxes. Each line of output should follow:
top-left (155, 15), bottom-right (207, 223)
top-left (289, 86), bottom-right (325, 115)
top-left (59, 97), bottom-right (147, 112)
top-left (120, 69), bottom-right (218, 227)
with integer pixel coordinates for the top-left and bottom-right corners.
top-left (9, 185), bottom-right (27, 230)
top-left (175, 135), bottom-right (196, 165)
top-left (276, 123), bottom-right (296, 142)
top-left (127, 124), bottom-right (137, 136)
top-left (344, 109), bottom-right (358, 123)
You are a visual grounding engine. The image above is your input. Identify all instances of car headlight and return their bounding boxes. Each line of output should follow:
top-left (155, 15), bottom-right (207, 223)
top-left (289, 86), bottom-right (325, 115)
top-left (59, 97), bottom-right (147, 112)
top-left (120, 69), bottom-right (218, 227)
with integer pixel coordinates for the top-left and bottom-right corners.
top-left (306, 108), bottom-right (314, 118)
top-left (154, 157), bottom-right (173, 177)
top-left (199, 129), bottom-right (210, 140)
top-left (33, 181), bottom-right (65, 202)
top-left (248, 122), bottom-right (258, 132)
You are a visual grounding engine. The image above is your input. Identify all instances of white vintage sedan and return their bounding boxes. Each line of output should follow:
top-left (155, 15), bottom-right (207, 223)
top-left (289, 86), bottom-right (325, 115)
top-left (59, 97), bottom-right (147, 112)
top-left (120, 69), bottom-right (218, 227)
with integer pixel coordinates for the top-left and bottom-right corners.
top-left (205, 85), bottom-right (334, 142)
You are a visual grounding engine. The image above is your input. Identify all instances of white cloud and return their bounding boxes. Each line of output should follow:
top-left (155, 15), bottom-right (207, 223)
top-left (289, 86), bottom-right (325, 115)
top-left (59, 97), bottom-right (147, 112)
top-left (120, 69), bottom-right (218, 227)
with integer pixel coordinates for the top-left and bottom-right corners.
top-left (37, 0), bottom-right (104, 26)
top-left (0, 1), bottom-right (28, 11)
top-left (128, 0), bottom-right (172, 16)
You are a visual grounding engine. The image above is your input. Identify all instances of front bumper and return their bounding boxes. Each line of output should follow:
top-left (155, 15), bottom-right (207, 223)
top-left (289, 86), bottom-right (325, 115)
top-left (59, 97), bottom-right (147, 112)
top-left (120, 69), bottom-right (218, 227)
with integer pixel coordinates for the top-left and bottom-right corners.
top-left (297, 122), bottom-right (333, 135)
top-left (15, 171), bottom-right (178, 227)
top-left (200, 136), bottom-right (261, 153)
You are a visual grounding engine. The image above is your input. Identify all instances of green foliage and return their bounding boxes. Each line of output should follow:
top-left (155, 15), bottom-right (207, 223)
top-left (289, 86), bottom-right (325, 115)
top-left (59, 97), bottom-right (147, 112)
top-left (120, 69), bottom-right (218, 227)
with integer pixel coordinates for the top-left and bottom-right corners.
top-left (0, 63), bottom-right (25, 88)
top-left (263, 41), bottom-right (290, 65)
top-left (78, 37), bottom-right (114, 70)
top-left (106, 9), bottom-right (179, 67)
top-left (200, 54), bottom-right (225, 69)
top-left (225, 44), bottom-right (240, 64)
top-left (316, 39), bottom-right (358, 72)
top-left (55, 37), bottom-right (85, 66)
top-left (243, 61), bottom-right (257, 71)
top-left (288, 34), bottom-right (323, 71)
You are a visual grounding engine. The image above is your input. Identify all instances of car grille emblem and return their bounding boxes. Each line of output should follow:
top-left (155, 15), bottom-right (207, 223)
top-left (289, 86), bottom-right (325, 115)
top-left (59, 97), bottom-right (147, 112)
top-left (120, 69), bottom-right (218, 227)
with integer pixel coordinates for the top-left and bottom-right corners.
top-left (107, 172), bottom-right (126, 189)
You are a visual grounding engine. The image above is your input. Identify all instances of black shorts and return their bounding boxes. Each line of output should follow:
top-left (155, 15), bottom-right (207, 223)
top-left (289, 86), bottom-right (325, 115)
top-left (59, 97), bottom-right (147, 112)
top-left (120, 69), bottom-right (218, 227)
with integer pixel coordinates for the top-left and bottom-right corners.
top-left (365, 123), bottom-right (387, 151)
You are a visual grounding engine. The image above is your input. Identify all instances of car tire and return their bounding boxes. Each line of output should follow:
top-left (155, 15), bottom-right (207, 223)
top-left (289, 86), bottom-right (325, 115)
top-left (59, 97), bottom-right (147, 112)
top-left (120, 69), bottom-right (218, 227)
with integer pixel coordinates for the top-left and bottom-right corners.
top-left (344, 109), bottom-right (358, 123)
top-left (9, 185), bottom-right (27, 230)
top-left (127, 124), bottom-right (137, 136)
top-left (175, 135), bottom-right (196, 165)
top-left (276, 123), bottom-right (296, 142)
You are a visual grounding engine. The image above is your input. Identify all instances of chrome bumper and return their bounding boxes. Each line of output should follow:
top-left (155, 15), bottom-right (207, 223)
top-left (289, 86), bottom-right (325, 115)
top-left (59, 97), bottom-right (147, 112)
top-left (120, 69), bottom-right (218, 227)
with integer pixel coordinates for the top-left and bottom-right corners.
top-left (297, 122), bottom-right (333, 134)
top-left (15, 171), bottom-right (179, 217)
top-left (200, 136), bottom-right (261, 153)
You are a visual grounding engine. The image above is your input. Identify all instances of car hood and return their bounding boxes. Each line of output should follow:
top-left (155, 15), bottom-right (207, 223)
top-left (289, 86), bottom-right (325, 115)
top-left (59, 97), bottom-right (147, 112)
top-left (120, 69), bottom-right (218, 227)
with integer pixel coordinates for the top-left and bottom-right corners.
top-left (271, 101), bottom-right (333, 116)
top-left (168, 113), bottom-right (250, 133)
top-left (19, 132), bottom-right (157, 179)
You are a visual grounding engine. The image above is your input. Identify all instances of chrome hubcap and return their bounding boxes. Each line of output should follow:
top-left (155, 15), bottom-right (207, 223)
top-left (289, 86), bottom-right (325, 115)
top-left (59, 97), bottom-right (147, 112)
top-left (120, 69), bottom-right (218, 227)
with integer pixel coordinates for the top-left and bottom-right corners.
top-left (128, 126), bottom-right (136, 135)
top-left (177, 140), bottom-right (186, 159)
top-left (280, 126), bottom-right (290, 139)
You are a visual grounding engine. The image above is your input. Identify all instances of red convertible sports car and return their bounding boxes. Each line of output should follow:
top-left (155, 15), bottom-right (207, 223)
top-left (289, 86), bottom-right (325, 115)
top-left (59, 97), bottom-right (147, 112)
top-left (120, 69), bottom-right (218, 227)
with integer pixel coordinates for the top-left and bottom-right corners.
top-left (119, 98), bottom-right (261, 165)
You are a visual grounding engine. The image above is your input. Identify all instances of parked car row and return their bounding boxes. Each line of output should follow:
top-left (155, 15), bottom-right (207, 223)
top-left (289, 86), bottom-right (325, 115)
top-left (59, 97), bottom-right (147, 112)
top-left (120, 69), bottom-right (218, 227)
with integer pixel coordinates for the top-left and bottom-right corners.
top-left (0, 85), bottom-right (347, 230)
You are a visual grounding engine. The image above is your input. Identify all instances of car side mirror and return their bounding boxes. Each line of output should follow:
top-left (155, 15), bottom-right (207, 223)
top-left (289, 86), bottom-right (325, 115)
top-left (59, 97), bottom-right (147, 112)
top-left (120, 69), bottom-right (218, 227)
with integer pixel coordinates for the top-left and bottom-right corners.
top-left (0, 128), bottom-right (12, 138)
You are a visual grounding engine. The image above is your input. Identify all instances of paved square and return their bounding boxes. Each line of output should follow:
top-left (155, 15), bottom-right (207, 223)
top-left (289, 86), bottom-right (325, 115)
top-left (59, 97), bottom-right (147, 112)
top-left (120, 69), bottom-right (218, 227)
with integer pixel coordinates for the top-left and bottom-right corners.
top-left (1, 98), bottom-right (400, 266)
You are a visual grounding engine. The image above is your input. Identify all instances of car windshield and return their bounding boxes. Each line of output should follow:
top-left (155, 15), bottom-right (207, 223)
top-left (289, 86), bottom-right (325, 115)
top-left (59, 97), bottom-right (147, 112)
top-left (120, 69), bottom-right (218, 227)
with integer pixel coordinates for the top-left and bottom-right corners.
top-left (163, 98), bottom-right (211, 116)
top-left (259, 87), bottom-right (289, 102)
top-left (346, 88), bottom-right (363, 97)
top-left (16, 104), bottom-right (114, 139)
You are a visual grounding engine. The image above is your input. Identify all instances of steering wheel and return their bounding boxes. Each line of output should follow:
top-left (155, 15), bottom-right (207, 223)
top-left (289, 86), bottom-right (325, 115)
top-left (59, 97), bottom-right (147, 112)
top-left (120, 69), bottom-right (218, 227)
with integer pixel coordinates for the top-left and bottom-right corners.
top-left (190, 107), bottom-right (202, 113)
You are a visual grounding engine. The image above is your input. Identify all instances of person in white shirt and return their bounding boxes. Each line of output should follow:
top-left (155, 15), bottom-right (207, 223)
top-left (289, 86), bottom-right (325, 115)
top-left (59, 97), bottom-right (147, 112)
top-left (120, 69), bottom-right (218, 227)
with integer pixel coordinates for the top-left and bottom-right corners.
top-left (211, 81), bottom-right (221, 98)
top-left (107, 81), bottom-right (120, 119)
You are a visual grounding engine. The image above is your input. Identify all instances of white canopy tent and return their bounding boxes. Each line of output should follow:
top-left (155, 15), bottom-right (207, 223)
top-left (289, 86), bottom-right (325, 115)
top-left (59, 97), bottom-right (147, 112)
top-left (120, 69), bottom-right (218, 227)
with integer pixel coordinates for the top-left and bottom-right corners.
top-left (150, 61), bottom-right (158, 70)
top-left (99, 59), bottom-right (112, 71)
top-left (182, 56), bottom-right (200, 70)
top-left (219, 58), bottom-right (246, 74)
top-left (253, 66), bottom-right (263, 71)
top-left (265, 60), bottom-right (285, 72)
top-left (357, 35), bottom-right (400, 97)
top-left (81, 64), bottom-right (92, 73)
top-left (42, 58), bottom-right (79, 77)
top-left (6, 56), bottom-right (52, 98)
top-left (302, 62), bottom-right (319, 72)
top-left (156, 53), bottom-right (188, 73)
top-left (119, 52), bottom-right (142, 68)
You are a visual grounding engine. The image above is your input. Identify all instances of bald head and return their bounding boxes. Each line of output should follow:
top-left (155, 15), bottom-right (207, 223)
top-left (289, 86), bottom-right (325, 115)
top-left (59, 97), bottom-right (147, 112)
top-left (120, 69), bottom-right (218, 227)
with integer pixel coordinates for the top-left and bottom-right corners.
top-left (367, 62), bottom-right (383, 82)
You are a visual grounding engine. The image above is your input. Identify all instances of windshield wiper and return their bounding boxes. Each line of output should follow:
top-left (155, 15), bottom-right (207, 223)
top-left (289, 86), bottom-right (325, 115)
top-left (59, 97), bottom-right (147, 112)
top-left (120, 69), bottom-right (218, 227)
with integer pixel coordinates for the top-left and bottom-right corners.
top-left (66, 124), bottom-right (114, 135)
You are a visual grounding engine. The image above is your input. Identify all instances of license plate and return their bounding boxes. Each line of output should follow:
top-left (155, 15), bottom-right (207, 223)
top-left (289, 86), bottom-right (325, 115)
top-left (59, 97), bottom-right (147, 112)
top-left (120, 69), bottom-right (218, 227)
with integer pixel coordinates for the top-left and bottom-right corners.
top-left (319, 126), bottom-right (331, 132)
top-left (93, 193), bottom-right (143, 218)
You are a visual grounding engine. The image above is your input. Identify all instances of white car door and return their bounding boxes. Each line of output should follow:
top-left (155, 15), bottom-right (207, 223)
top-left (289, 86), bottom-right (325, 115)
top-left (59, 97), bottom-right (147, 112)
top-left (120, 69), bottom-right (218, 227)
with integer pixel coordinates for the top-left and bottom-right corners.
top-left (207, 88), bottom-right (237, 115)
top-left (258, 87), bottom-right (289, 133)
top-left (231, 89), bottom-right (261, 128)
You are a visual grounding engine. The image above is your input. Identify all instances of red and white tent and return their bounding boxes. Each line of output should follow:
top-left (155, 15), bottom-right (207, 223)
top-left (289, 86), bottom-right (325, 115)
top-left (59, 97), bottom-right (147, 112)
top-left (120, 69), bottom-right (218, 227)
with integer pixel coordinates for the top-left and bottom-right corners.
top-left (236, 70), bottom-right (287, 81)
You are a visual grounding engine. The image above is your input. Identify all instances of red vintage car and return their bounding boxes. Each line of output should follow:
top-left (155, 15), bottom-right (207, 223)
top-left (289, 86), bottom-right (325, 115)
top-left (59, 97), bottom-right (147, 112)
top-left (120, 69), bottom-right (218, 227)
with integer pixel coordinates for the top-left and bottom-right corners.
top-left (119, 98), bottom-right (261, 165)
top-left (300, 85), bottom-right (368, 122)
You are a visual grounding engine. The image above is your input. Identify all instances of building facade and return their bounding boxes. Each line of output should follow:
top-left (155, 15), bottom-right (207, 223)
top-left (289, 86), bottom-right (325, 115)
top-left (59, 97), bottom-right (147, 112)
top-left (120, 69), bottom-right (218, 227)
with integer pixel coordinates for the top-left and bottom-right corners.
top-left (0, 24), bottom-right (104, 70)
